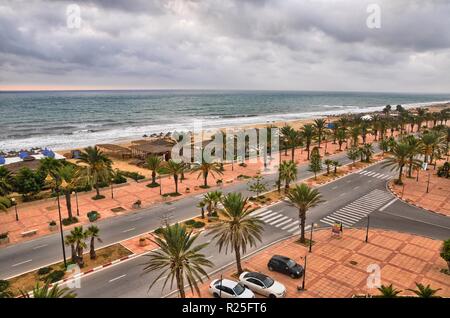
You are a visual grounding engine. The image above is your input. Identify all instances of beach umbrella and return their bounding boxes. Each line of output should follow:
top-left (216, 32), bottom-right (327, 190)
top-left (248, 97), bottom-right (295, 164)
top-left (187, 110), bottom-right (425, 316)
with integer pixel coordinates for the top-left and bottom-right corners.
top-left (0, 156), bottom-right (5, 165)
top-left (19, 151), bottom-right (29, 159)
top-left (47, 150), bottom-right (55, 158)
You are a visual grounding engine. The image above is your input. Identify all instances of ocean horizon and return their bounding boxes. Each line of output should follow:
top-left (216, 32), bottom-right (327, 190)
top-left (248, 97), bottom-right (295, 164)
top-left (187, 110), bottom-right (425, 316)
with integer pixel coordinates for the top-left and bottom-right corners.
top-left (1, 90), bottom-right (449, 152)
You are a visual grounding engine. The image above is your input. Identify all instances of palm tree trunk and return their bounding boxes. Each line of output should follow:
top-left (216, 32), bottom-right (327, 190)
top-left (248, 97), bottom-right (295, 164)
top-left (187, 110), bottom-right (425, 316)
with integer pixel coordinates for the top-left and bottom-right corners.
top-left (299, 209), bottom-right (306, 243)
top-left (291, 147), bottom-right (295, 161)
top-left (152, 170), bottom-right (156, 184)
top-left (204, 171), bottom-right (208, 187)
top-left (95, 183), bottom-right (100, 197)
top-left (70, 244), bottom-right (76, 262)
top-left (201, 207), bottom-right (205, 219)
top-left (174, 175), bottom-right (179, 194)
top-left (234, 242), bottom-right (243, 274)
top-left (90, 237), bottom-right (96, 260)
top-left (398, 165), bottom-right (404, 184)
top-left (306, 144), bottom-right (310, 160)
top-left (65, 191), bottom-right (73, 219)
top-left (176, 269), bottom-right (186, 298)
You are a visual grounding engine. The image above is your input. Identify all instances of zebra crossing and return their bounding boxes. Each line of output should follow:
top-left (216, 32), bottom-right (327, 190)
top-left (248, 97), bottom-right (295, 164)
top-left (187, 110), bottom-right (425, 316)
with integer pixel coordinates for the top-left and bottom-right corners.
top-left (319, 189), bottom-right (393, 227)
top-left (357, 169), bottom-right (392, 180)
top-left (250, 208), bottom-right (310, 236)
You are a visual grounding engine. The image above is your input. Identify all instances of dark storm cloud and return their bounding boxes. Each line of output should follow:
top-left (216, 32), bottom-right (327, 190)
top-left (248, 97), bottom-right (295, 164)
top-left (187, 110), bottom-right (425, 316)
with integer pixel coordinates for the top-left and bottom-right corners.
top-left (0, 0), bottom-right (449, 92)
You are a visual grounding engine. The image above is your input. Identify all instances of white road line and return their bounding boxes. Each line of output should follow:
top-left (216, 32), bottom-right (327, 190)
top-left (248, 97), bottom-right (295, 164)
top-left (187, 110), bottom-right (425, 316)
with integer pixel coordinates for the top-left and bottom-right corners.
top-left (372, 173), bottom-right (381, 178)
top-left (360, 171), bottom-right (369, 175)
top-left (269, 216), bottom-right (289, 225)
top-left (320, 219), bottom-right (335, 226)
top-left (109, 274), bottom-right (126, 283)
top-left (339, 192), bottom-right (346, 196)
top-left (323, 216), bottom-right (352, 227)
top-left (332, 186), bottom-right (338, 190)
top-left (262, 214), bottom-right (284, 223)
top-left (379, 198), bottom-right (398, 211)
top-left (282, 220), bottom-right (299, 230)
top-left (287, 225), bottom-right (300, 232)
top-left (332, 212), bottom-right (360, 223)
top-left (255, 210), bottom-right (273, 217)
top-left (32, 244), bottom-right (48, 250)
top-left (122, 227), bottom-right (136, 233)
top-left (366, 172), bottom-right (375, 176)
top-left (353, 186), bottom-right (360, 190)
top-left (258, 212), bottom-right (277, 220)
top-left (340, 207), bottom-right (369, 217)
top-left (275, 219), bottom-right (293, 228)
top-left (12, 259), bottom-right (32, 267)
top-left (250, 208), bottom-right (268, 216)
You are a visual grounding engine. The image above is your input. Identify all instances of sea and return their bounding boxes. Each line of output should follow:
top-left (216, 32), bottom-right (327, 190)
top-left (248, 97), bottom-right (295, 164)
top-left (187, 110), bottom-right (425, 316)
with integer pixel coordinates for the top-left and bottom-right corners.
top-left (0, 90), bottom-right (449, 151)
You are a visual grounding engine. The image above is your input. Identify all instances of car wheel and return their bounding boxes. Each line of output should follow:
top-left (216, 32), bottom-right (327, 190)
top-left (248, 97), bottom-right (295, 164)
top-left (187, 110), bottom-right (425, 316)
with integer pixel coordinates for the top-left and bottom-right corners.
top-left (213, 293), bottom-right (220, 298)
top-left (290, 273), bottom-right (296, 278)
top-left (268, 266), bottom-right (274, 271)
top-left (269, 294), bottom-right (276, 298)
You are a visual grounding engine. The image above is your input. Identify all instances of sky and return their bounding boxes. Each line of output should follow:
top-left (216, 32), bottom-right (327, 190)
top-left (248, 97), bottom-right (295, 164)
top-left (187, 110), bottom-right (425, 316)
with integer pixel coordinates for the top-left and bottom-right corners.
top-left (1, 0), bottom-right (450, 93)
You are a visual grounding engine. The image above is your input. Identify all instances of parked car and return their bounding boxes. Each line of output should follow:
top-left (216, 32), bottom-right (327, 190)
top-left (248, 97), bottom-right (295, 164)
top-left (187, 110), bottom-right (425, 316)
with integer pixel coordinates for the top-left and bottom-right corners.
top-left (209, 279), bottom-right (255, 298)
top-left (267, 255), bottom-right (303, 278)
top-left (239, 271), bottom-right (286, 298)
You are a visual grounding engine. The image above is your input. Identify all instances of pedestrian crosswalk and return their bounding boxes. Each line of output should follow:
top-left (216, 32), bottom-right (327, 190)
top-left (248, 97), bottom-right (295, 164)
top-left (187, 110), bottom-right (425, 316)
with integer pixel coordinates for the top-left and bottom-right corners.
top-left (250, 208), bottom-right (310, 236)
top-left (357, 169), bottom-right (392, 180)
top-left (318, 189), bottom-right (393, 227)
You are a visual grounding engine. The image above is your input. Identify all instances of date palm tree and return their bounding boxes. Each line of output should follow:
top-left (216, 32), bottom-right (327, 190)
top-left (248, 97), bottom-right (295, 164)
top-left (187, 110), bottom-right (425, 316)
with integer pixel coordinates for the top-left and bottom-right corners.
top-left (65, 226), bottom-right (87, 267)
top-left (0, 167), bottom-right (14, 196)
top-left (383, 141), bottom-right (421, 185)
top-left (146, 155), bottom-right (162, 186)
top-left (313, 118), bottom-right (327, 148)
top-left (21, 282), bottom-right (76, 298)
top-left (377, 284), bottom-right (401, 298)
top-left (56, 164), bottom-right (79, 220)
top-left (77, 146), bottom-right (113, 198)
top-left (300, 124), bottom-right (315, 160)
top-left (324, 159), bottom-right (333, 175)
top-left (286, 128), bottom-right (301, 161)
top-left (64, 232), bottom-right (77, 263)
top-left (142, 223), bottom-right (213, 298)
top-left (420, 132), bottom-right (444, 165)
top-left (208, 192), bottom-right (264, 274)
top-left (287, 184), bottom-right (323, 243)
top-left (279, 160), bottom-right (297, 193)
top-left (192, 159), bottom-right (223, 188)
top-left (202, 190), bottom-right (223, 217)
top-left (39, 157), bottom-right (63, 178)
top-left (336, 128), bottom-right (347, 151)
top-left (86, 225), bottom-right (102, 260)
top-left (350, 126), bottom-right (361, 147)
top-left (165, 160), bottom-right (184, 194)
top-left (280, 125), bottom-right (294, 156)
top-left (347, 147), bottom-right (359, 166)
top-left (362, 143), bottom-right (374, 162)
top-left (407, 283), bottom-right (441, 298)
top-left (404, 135), bottom-right (423, 177)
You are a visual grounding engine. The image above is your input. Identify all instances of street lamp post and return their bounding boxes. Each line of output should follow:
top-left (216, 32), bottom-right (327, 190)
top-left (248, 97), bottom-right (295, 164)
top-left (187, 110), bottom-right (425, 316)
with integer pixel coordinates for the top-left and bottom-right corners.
top-left (11, 198), bottom-right (18, 221)
top-left (301, 255), bottom-right (307, 290)
top-left (56, 188), bottom-right (67, 268)
top-left (73, 191), bottom-right (80, 217)
top-left (159, 175), bottom-right (162, 195)
top-left (426, 170), bottom-right (431, 193)
top-left (365, 215), bottom-right (370, 243)
top-left (110, 178), bottom-right (114, 199)
top-left (309, 223), bottom-right (314, 253)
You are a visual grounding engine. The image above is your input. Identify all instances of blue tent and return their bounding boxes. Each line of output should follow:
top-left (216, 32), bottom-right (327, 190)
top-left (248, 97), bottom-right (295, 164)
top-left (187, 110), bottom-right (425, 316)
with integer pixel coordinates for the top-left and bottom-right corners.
top-left (19, 151), bottom-right (29, 159)
top-left (42, 148), bottom-right (55, 158)
top-left (0, 156), bottom-right (5, 165)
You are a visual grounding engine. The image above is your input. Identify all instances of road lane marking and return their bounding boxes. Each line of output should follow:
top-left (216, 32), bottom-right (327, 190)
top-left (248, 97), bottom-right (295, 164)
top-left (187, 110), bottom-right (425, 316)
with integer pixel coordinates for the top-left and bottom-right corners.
top-left (332, 186), bottom-right (338, 190)
top-left (282, 220), bottom-right (299, 230)
top-left (12, 259), bottom-right (32, 267)
top-left (263, 214), bottom-right (284, 223)
top-left (109, 274), bottom-right (126, 283)
top-left (339, 192), bottom-right (346, 196)
top-left (275, 218), bottom-right (293, 227)
top-left (353, 186), bottom-right (360, 190)
top-left (379, 198), bottom-right (398, 211)
top-left (122, 227), bottom-right (136, 233)
top-left (32, 244), bottom-right (48, 250)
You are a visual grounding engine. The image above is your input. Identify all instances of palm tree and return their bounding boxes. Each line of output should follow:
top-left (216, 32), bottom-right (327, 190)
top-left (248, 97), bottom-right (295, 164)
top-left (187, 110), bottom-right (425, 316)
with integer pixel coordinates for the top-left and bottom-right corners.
top-left (362, 143), bottom-right (374, 162)
top-left (379, 139), bottom-right (389, 155)
top-left (324, 159), bottom-right (333, 175)
top-left (287, 184), bottom-right (323, 243)
top-left (286, 128), bottom-right (301, 161)
top-left (382, 105), bottom-right (392, 117)
top-left (332, 160), bottom-right (340, 174)
top-left (65, 226), bottom-right (87, 267)
top-left (279, 160), bottom-right (297, 193)
top-left (350, 126), bottom-right (360, 147)
top-left (377, 284), bottom-right (402, 298)
top-left (0, 280), bottom-right (13, 298)
top-left (0, 167), bottom-right (14, 196)
top-left (202, 190), bottom-right (223, 216)
top-left (77, 146), bottom-right (113, 198)
top-left (146, 155), bottom-right (162, 186)
top-left (313, 119), bottom-right (327, 148)
top-left (208, 193), bottom-right (264, 274)
top-left (56, 164), bottom-right (79, 219)
top-left (86, 225), bottom-right (102, 260)
top-left (165, 160), bottom-right (185, 194)
top-left (197, 200), bottom-right (206, 219)
top-left (300, 124), bottom-right (315, 160)
top-left (407, 283), bottom-right (441, 298)
top-left (383, 142), bottom-right (421, 185)
top-left (336, 128), bottom-right (347, 151)
top-left (404, 135), bottom-right (423, 177)
top-left (64, 232), bottom-right (77, 263)
top-left (280, 125), bottom-right (293, 156)
top-left (39, 157), bottom-right (63, 178)
top-left (142, 223), bottom-right (213, 298)
top-left (347, 147), bottom-right (359, 166)
top-left (420, 132), bottom-right (444, 165)
top-left (21, 282), bottom-right (76, 298)
top-left (192, 159), bottom-right (223, 188)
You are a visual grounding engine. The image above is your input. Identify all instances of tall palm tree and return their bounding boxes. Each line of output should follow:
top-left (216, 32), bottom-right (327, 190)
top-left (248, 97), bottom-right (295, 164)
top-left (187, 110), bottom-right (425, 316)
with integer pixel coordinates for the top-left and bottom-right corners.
top-left (280, 125), bottom-right (294, 156)
top-left (300, 124), bottom-right (315, 160)
top-left (86, 225), bottom-right (102, 260)
top-left (65, 226), bottom-right (87, 267)
top-left (39, 157), bottom-right (63, 178)
top-left (279, 160), bottom-right (297, 193)
top-left (350, 126), bottom-right (361, 147)
top-left (313, 119), bottom-right (327, 148)
top-left (407, 283), bottom-right (441, 298)
top-left (208, 193), bottom-right (264, 274)
top-left (420, 132), bottom-right (445, 165)
top-left (21, 282), bottom-right (76, 298)
top-left (404, 135), bottom-right (423, 177)
top-left (146, 155), bottom-right (162, 186)
top-left (362, 143), bottom-right (374, 162)
top-left (56, 164), bottom-right (79, 219)
top-left (202, 191), bottom-right (223, 216)
top-left (286, 128), bottom-right (301, 161)
top-left (64, 232), bottom-right (77, 263)
top-left (336, 128), bottom-right (347, 151)
top-left (192, 159), bottom-right (223, 188)
top-left (77, 146), bottom-right (113, 198)
top-left (142, 223), bottom-right (213, 298)
top-left (287, 184), bottom-right (323, 243)
top-left (164, 160), bottom-right (184, 194)
top-left (0, 167), bottom-right (14, 196)
top-left (383, 142), bottom-right (421, 185)
top-left (377, 284), bottom-right (401, 298)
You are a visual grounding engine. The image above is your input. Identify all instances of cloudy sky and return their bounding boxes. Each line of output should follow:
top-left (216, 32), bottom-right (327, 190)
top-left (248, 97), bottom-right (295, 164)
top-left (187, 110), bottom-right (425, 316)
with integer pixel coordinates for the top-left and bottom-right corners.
top-left (1, 0), bottom-right (449, 92)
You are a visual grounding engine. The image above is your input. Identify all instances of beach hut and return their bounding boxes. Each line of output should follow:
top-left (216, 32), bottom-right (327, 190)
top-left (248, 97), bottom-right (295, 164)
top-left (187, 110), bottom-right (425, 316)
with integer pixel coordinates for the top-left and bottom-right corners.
top-left (96, 144), bottom-right (132, 159)
top-left (129, 138), bottom-right (176, 160)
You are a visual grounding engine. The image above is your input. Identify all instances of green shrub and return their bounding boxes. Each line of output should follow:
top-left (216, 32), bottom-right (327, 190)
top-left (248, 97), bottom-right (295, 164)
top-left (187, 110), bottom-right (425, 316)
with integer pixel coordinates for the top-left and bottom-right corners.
top-left (0, 280), bottom-right (10, 292)
top-left (62, 217), bottom-right (78, 226)
top-left (211, 211), bottom-right (218, 217)
top-left (154, 227), bottom-right (164, 235)
top-left (113, 172), bottom-right (127, 184)
top-left (146, 182), bottom-right (160, 188)
top-left (118, 170), bottom-right (145, 182)
top-left (92, 194), bottom-right (105, 200)
top-left (87, 211), bottom-right (100, 222)
top-left (184, 219), bottom-right (196, 226)
top-left (193, 221), bottom-right (205, 228)
top-left (45, 270), bottom-right (65, 283)
top-left (37, 267), bottom-right (52, 275)
top-left (0, 232), bottom-right (8, 239)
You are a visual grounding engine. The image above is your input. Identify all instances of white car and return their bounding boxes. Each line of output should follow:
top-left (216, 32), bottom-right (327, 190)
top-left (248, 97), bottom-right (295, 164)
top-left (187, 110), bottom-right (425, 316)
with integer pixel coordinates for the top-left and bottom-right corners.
top-left (209, 278), bottom-right (255, 298)
top-left (239, 271), bottom-right (286, 298)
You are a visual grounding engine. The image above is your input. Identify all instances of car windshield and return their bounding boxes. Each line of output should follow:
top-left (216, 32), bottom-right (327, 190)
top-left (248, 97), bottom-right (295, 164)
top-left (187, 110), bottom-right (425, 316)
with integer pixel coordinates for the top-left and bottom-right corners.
top-left (286, 259), bottom-right (296, 268)
top-left (233, 283), bottom-right (245, 295)
top-left (262, 276), bottom-right (274, 287)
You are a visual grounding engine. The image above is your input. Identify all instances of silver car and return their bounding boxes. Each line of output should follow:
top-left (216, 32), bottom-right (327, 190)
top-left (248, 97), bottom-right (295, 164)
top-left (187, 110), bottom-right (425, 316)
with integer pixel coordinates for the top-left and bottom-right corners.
top-left (209, 278), bottom-right (255, 298)
top-left (239, 271), bottom-right (286, 298)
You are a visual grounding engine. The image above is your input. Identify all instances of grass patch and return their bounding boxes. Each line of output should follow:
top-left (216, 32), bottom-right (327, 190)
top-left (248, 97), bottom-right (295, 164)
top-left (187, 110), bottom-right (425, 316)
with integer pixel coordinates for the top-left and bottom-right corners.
top-left (162, 192), bottom-right (182, 197)
top-left (92, 194), bottom-right (105, 200)
top-left (62, 217), bottom-right (78, 226)
top-left (146, 182), bottom-right (160, 188)
top-left (6, 243), bottom-right (132, 297)
top-left (294, 238), bottom-right (315, 247)
top-left (111, 207), bottom-right (126, 213)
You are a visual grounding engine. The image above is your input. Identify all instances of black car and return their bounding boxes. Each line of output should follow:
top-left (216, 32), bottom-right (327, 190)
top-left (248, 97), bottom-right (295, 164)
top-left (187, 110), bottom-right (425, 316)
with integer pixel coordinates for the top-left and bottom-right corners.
top-left (267, 255), bottom-right (304, 278)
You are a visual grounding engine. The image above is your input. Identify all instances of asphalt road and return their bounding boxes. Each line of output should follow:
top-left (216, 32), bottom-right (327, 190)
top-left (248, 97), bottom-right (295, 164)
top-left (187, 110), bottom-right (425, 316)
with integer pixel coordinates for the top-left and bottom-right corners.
top-left (58, 161), bottom-right (450, 298)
